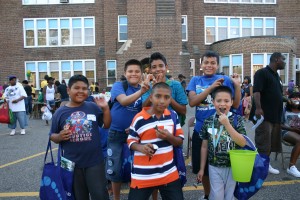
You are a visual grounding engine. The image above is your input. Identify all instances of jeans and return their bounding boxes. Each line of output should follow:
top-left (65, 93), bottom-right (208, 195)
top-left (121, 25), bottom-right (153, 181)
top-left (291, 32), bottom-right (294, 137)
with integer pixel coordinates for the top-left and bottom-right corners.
top-left (24, 96), bottom-right (32, 114)
top-left (8, 111), bottom-right (28, 129)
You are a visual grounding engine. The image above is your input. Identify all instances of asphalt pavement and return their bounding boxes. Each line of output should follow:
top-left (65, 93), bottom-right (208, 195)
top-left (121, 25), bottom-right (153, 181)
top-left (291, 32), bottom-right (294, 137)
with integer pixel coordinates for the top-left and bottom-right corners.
top-left (0, 106), bottom-right (300, 200)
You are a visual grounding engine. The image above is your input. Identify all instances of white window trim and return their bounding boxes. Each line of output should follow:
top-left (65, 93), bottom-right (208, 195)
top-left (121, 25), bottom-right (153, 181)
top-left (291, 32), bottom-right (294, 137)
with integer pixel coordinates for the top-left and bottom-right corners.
top-left (204, 0), bottom-right (276, 4)
top-left (220, 54), bottom-right (244, 77)
top-left (118, 15), bottom-right (128, 42)
top-left (204, 16), bottom-right (276, 45)
top-left (296, 58), bottom-right (300, 71)
top-left (251, 53), bottom-right (289, 86)
top-left (106, 60), bottom-right (117, 87)
top-left (22, 0), bottom-right (95, 5)
top-left (25, 59), bottom-right (96, 89)
top-left (182, 15), bottom-right (188, 42)
top-left (23, 17), bottom-right (95, 48)
top-left (190, 59), bottom-right (195, 76)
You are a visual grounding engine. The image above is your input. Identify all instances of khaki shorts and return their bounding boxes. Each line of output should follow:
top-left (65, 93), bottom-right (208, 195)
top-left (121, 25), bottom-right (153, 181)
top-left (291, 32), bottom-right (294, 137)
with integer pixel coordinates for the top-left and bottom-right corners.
top-left (255, 121), bottom-right (281, 155)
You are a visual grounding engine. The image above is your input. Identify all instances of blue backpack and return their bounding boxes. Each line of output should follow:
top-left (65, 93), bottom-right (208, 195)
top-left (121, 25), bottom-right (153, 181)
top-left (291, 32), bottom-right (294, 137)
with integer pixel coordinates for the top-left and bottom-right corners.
top-left (170, 110), bottom-right (187, 187)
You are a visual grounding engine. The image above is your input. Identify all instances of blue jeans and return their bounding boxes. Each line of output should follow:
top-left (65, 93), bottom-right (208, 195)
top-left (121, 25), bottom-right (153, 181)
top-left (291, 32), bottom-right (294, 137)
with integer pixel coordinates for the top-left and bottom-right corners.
top-left (8, 111), bottom-right (28, 129)
top-left (24, 96), bottom-right (32, 114)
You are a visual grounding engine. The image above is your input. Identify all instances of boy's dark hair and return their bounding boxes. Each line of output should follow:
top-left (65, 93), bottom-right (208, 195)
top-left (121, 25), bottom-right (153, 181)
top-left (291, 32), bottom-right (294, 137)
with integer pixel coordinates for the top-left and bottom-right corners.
top-left (244, 76), bottom-right (251, 84)
top-left (270, 52), bottom-right (283, 63)
top-left (201, 51), bottom-right (219, 64)
top-left (47, 77), bottom-right (55, 82)
top-left (22, 80), bottom-right (28, 84)
top-left (44, 74), bottom-right (49, 80)
top-left (151, 82), bottom-right (171, 94)
top-left (68, 75), bottom-right (89, 88)
top-left (54, 80), bottom-right (60, 86)
top-left (149, 52), bottom-right (167, 66)
top-left (211, 86), bottom-right (233, 100)
top-left (124, 59), bottom-right (143, 72)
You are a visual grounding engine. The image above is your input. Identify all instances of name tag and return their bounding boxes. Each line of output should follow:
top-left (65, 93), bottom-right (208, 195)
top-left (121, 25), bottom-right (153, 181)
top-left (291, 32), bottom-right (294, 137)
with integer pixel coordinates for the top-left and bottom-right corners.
top-left (87, 114), bottom-right (96, 121)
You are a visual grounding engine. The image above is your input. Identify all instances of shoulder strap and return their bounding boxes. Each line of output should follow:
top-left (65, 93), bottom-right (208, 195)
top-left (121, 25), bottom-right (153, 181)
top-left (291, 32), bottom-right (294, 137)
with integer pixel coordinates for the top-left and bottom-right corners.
top-left (122, 80), bottom-right (128, 92)
top-left (170, 110), bottom-right (177, 136)
top-left (44, 139), bottom-right (54, 164)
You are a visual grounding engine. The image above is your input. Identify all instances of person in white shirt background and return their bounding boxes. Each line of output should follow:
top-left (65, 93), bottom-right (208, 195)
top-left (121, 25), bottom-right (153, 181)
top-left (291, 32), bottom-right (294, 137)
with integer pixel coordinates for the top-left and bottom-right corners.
top-left (4, 75), bottom-right (28, 135)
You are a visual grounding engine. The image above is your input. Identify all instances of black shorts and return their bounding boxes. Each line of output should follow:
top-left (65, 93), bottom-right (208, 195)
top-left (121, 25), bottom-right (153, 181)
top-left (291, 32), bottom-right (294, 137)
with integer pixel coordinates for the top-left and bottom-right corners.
top-left (192, 130), bottom-right (209, 176)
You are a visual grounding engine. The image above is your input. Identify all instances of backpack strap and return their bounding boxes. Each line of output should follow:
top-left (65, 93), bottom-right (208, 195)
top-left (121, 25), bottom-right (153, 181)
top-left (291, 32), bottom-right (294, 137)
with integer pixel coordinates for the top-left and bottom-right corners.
top-left (170, 110), bottom-right (177, 136)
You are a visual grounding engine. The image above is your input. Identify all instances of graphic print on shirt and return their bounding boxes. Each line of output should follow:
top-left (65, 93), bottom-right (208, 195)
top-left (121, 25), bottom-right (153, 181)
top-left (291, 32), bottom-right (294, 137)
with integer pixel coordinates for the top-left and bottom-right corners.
top-left (6, 87), bottom-right (18, 99)
top-left (196, 85), bottom-right (213, 106)
top-left (127, 97), bottom-right (142, 112)
top-left (208, 127), bottom-right (234, 153)
top-left (64, 111), bottom-right (93, 142)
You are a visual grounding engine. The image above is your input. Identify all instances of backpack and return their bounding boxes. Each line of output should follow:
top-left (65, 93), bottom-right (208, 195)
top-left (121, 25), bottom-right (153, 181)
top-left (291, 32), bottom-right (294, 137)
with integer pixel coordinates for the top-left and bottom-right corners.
top-left (170, 110), bottom-right (187, 187)
top-left (108, 81), bottom-right (128, 109)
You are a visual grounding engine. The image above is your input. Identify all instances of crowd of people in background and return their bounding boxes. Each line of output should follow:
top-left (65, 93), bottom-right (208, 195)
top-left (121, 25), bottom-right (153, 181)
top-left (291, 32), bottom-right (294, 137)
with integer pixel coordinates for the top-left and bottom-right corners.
top-left (1, 50), bottom-right (300, 200)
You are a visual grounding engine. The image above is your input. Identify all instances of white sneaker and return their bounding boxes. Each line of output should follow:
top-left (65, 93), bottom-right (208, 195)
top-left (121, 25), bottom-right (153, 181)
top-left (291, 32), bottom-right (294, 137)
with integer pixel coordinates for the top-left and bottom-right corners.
top-left (10, 129), bottom-right (16, 136)
top-left (20, 129), bottom-right (26, 135)
top-left (287, 165), bottom-right (300, 178)
top-left (269, 164), bottom-right (280, 174)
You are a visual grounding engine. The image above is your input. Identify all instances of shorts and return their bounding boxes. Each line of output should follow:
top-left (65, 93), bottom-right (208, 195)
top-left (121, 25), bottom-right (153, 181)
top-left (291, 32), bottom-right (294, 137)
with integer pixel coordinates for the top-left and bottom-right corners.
top-left (105, 129), bottom-right (128, 182)
top-left (192, 130), bottom-right (209, 176)
top-left (47, 100), bottom-right (55, 107)
top-left (255, 121), bottom-right (281, 154)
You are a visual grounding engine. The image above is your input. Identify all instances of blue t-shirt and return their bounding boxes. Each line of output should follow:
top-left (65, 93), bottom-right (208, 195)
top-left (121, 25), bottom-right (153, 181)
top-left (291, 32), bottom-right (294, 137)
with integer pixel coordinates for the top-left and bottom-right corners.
top-left (50, 102), bottom-right (104, 168)
top-left (142, 79), bottom-right (188, 110)
top-left (110, 81), bottom-right (142, 132)
top-left (186, 75), bottom-right (235, 133)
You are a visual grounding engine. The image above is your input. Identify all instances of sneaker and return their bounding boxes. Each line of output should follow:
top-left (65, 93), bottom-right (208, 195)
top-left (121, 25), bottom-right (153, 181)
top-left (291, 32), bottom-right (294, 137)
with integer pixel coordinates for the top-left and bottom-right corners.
top-left (269, 164), bottom-right (280, 174)
top-left (10, 129), bottom-right (16, 136)
top-left (287, 165), bottom-right (300, 178)
top-left (20, 129), bottom-right (26, 135)
top-left (199, 195), bottom-right (209, 200)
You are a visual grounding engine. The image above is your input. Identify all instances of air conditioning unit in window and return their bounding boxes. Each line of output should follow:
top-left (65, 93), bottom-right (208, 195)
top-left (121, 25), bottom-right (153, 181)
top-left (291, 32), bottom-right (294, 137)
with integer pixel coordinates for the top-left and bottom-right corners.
top-left (60, 0), bottom-right (69, 3)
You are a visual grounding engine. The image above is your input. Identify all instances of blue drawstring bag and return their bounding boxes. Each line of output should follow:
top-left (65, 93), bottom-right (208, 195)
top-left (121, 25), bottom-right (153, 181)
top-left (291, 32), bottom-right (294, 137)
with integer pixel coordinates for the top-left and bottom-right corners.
top-left (234, 135), bottom-right (270, 200)
top-left (40, 140), bottom-right (75, 200)
top-left (170, 110), bottom-right (187, 187)
top-left (120, 143), bottom-right (133, 182)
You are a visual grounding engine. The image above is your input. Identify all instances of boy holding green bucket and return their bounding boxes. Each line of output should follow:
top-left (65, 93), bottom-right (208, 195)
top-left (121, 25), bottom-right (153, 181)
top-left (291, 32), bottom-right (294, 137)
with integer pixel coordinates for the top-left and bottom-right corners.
top-left (197, 86), bottom-right (247, 200)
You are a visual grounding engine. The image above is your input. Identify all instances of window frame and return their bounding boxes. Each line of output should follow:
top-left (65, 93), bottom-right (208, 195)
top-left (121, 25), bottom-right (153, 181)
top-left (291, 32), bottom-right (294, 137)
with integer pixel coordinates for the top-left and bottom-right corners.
top-left (22, 0), bottom-right (95, 5)
top-left (118, 15), bottom-right (128, 42)
top-left (204, 0), bottom-right (276, 4)
top-left (204, 16), bottom-right (276, 45)
top-left (251, 53), bottom-right (289, 86)
top-left (25, 59), bottom-right (96, 89)
top-left (106, 60), bottom-right (117, 87)
top-left (23, 17), bottom-right (95, 48)
top-left (182, 15), bottom-right (188, 42)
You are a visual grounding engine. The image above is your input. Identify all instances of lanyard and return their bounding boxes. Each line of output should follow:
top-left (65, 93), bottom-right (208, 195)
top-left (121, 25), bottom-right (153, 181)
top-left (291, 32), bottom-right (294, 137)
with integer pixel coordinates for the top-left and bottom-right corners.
top-left (212, 113), bottom-right (224, 149)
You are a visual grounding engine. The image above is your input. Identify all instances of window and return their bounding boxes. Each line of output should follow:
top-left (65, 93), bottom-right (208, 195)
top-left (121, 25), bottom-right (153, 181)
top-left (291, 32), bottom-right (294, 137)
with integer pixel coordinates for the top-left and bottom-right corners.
top-left (106, 60), bottom-right (117, 86)
top-left (204, 16), bottom-right (276, 44)
top-left (204, 0), bottom-right (276, 3)
top-left (182, 15), bottom-right (188, 41)
top-left (296, 58), bottom-right (300, 71)
top-left (23, 0), bottom-right (95, 5)
top-left (205, 17), bottom-right (216, 44)
top-left (25, 59), bottom-right (96, 89)
top-left (23, 17), bottom-right (95, 47)
top-left (118, 16), bottom-right (128, 42)
top-left (220, 54), bottom-right (243, 78)
top-left (190, 59), bottom-right (195, 77)
top-left (251, 53), bottom-right (288, 85)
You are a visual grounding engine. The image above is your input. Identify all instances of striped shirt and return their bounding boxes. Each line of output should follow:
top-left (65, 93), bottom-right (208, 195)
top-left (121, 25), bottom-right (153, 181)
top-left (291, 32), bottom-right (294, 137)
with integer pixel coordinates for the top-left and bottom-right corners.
top-left (127, 107), bottom-right (184, 189)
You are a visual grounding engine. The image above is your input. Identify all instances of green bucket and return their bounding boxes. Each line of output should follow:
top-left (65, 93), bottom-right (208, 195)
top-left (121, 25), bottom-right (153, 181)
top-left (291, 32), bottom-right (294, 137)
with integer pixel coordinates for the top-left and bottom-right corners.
top-left (229, 150), bottom-right (257, 182)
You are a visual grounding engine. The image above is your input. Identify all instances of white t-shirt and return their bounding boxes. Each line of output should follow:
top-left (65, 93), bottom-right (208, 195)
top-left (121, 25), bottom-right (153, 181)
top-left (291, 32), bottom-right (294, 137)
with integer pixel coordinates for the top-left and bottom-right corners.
top-left (4, 85), bottom-right (27, 112)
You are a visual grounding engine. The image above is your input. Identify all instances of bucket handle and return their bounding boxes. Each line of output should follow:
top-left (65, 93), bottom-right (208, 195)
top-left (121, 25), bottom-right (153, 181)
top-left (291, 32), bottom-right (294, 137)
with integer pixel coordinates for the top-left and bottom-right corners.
top-left (238, 135), bottom-right (257, 151)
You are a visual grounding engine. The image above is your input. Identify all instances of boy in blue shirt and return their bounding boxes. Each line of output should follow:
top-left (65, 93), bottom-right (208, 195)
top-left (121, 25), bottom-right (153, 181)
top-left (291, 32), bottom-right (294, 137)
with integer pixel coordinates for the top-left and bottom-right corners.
top-left (50, 75), bottom-right (110, 200)
top-left (186, 51), bottom-right (241, 199)
top-left (106, 59), bottom-right (150, 200)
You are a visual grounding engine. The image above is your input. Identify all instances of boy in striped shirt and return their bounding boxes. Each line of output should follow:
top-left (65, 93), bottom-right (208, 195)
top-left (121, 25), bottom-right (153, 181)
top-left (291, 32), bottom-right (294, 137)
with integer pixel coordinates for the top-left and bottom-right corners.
top-left (127, 82), bottom-right (184, 200)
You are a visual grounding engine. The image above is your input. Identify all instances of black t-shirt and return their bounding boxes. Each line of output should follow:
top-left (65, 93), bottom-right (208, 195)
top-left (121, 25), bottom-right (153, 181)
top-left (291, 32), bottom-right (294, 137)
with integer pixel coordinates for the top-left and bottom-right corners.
top-left (253, 66), bottom-right (283, 123)
top-left (57, 84), bottom-right (69, 99)
top-left (23, 85), bottom-right (32, 96)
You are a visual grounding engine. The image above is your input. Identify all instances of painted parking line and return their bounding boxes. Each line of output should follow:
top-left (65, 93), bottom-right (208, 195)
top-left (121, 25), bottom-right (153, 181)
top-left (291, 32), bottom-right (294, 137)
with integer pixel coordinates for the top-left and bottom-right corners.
top-left (0, 148), bottom-right (58, 169)
top-left (1, 180), bottom-right (300, 197)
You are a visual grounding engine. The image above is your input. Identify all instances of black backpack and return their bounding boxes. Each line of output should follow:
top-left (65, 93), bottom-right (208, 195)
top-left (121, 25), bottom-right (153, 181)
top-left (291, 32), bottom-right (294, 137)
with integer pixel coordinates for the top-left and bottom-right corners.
top-left (108, 81), bottom-right (128, 109)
